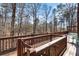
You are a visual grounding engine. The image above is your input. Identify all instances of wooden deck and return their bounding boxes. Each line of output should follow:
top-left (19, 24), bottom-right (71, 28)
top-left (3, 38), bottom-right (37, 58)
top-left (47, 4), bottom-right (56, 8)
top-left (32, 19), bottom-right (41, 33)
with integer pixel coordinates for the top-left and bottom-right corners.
top-left (2, 34), bottom-right (77, 56)
top-left (63, 34), bottom-right (76, 56)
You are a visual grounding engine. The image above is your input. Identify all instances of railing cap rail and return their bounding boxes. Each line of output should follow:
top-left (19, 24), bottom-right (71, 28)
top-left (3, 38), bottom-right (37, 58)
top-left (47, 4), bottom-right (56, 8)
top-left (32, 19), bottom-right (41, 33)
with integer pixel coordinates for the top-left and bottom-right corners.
top-left (18, 34), bottom-right (52, 41)
top-left (0, 33), bottom-right (49, 40)
top-left (29, 36), bottom-right (66, 53)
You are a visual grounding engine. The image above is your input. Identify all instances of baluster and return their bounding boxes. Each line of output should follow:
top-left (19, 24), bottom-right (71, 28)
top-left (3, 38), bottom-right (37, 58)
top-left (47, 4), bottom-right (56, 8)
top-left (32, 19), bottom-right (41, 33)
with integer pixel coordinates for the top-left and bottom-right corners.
top-left (39, 38), bottom-right (42, 43)
top-left (14, 39), bottom-right (17, 47)
top-left (8, 39), bottom-right (10, 49)
top-left (13, 39), bottom-right (15, 48)
top-left (27, 48), bottom-right (30, 56)
top-left (28, 40), bottom-right (29, 45)
top-left (11, 38), bottom-right (14, 49)
top-left (2, 40), bottom-right (4, 51)
top-left (29, 40), bottom-right (30, 45)
top-left (31, 39), bottom-right (34, 47)
top-left (4, 40), bottom-right (5, 50)
top-left (37, 38), bottom-right (39, 43)
top-left (10, 39), bottom-right (12, 49)
top-left (41, 38), bottom-right (42, 42)
top-left (30, 40), bottom-right (32, 45)
top-left (35, 39), bottom-right (36, 44)
top-left (23, 46), bottom-right (25, 55)
top-left (5, 39), bottom-right (7, 50)
top-left (17, 39), bottom-right (22, 56)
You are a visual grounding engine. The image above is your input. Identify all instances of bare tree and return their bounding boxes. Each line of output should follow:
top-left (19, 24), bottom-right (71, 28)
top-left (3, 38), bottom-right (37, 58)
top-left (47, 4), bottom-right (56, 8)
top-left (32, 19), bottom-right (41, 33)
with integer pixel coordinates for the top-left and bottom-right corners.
top-left (17, 3), bottom-right (25, 35)
top-left (42, 4), bottom-right (52, 33)
top-left (52, 8), bottom-right (57, 32)
top-left (77, 3), bottom-right (79, 44)
top-left (1, 3), bottom-right (9, 36)
top-left (10, 3), bottom-right (16, 36)
top-left (28, 3), bottom-right (41, 34)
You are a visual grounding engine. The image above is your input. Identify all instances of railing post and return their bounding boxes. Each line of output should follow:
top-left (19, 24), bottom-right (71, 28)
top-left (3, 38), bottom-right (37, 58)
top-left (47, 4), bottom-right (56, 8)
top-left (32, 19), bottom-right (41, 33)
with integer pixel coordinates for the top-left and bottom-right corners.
top-left (27, 48), bottom-right (30, 56)
top-left (65, 36), bottom-right (67, 48)
top-left (50, 34), bottom-right (52, 41)
top-left (17, 39), bottom-right (22, 56)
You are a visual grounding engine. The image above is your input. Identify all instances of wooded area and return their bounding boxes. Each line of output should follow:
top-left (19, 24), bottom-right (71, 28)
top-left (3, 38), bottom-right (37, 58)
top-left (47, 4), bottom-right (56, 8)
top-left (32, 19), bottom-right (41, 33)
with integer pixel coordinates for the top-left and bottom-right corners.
top-left (0, 3), bottom-right (79, 56)
top-left (0, 3), bottom-right (77, 37)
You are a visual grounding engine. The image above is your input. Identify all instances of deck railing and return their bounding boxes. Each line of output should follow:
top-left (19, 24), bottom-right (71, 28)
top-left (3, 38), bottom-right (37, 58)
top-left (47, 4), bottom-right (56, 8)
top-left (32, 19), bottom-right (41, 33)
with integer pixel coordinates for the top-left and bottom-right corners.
top-left (0, 31), bottom-right (68, 55)
top-left (67, 26), bottom-right (77, 33)
top-left (17, 33), bottom-right (67, 56)
top-left (0, 33), bottom-right (49, 55)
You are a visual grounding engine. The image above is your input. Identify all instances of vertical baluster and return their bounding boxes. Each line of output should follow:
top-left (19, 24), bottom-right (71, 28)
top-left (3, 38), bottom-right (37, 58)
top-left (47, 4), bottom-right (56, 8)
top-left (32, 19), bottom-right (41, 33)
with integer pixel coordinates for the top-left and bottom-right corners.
top-left (31, 39), bottom-right (34, 47)
top-left (40, 38), bottom-right (42, 43)
top-left (39, 38), bottom-right (41, 43)
top-left (30, 40), bottom-right (32, 45)
top-left (33, 39), bottom-right (35, 48)
top-left (37, 38), bottom-right (39, 43)
top-left (2, 40), bottom-right (4, 51)
top-left (41, 38), bottom-right (42, 42)
top-left (8, 39), bottom-right (10, 49)
top-left (5, 39), bottom-right (7, 50)
top-left (15, 39), bottom-right (17, 48)
top-left (27, 48), bottom-right (30, 56)
top-left (38, 38), bottom-right (39, 43)
top-left (23, 46), bottom-right (25, 55)
top-left (13, 39), bottom-right (16, 48)
top-left (14, 39), bottom-right (16, 48)
top-left (45, 37), bottom-right (46, 41)
top-left (43, 37), bottom-right (44, 42)
top-left (42, 37), bottom-right (43, 42)
top-left (17, 39), bottom-right (22, 56)
top-left (29, 40), bottom-right (30, 45)
top-left (21, 41), bottom-right (24, 56)
top-left (10, 39), bottom-right (11, 49)
top-left (38, 38), bottom-right (40, 43)
top-left (11, 38), bottom-right (13, 49)
top-left (34, 39), bottom-right (36, 45)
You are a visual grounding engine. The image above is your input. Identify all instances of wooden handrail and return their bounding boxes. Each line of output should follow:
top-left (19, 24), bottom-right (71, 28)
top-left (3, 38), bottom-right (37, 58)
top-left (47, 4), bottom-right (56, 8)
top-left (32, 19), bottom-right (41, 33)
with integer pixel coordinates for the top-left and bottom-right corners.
top-left (19, 34), bottom-right (51, 41)
top-left (0, 31), bottom-right (68, 55)
top-left (32, 36), bottom-right (66, 53)
top-left (17, 32), bottom-right (67, 56)
top-left (0, 31), bottom-right (68, 40)
top-left (30, 36), bottom-right (67, 56)
top-left (0, 33), bottom-right (49, 40)
top-left (0, 33), bottom-right (49, 55)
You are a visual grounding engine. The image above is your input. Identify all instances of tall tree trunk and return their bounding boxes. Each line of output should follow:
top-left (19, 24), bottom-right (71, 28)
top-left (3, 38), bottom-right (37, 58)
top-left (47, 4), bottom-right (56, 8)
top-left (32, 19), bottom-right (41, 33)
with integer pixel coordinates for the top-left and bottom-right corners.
top-left (50, 22), bottom-right (52, 33)
top-left (54, 18), bottom-right (57, 32)
top-left (4, 10), bottom-right (7, 36)
top-left (33, 18), bottom-right (36, 34)
top-left (46, 18), bottom-right (47, 33)
top-left (54, 18), bottom-right (55, 33)
top-left (19, 17), bottom-right (22, 35)
top-left (33, 16), bottom-right (36, 34)
top-left (77, 3), bottom-right (79, 40)
top-left (33, 7), bottom-right (37, 34)
top-left (10, 3), bottom-right (16, 36)
top-left (10, 3), bottom-right (16, 48)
